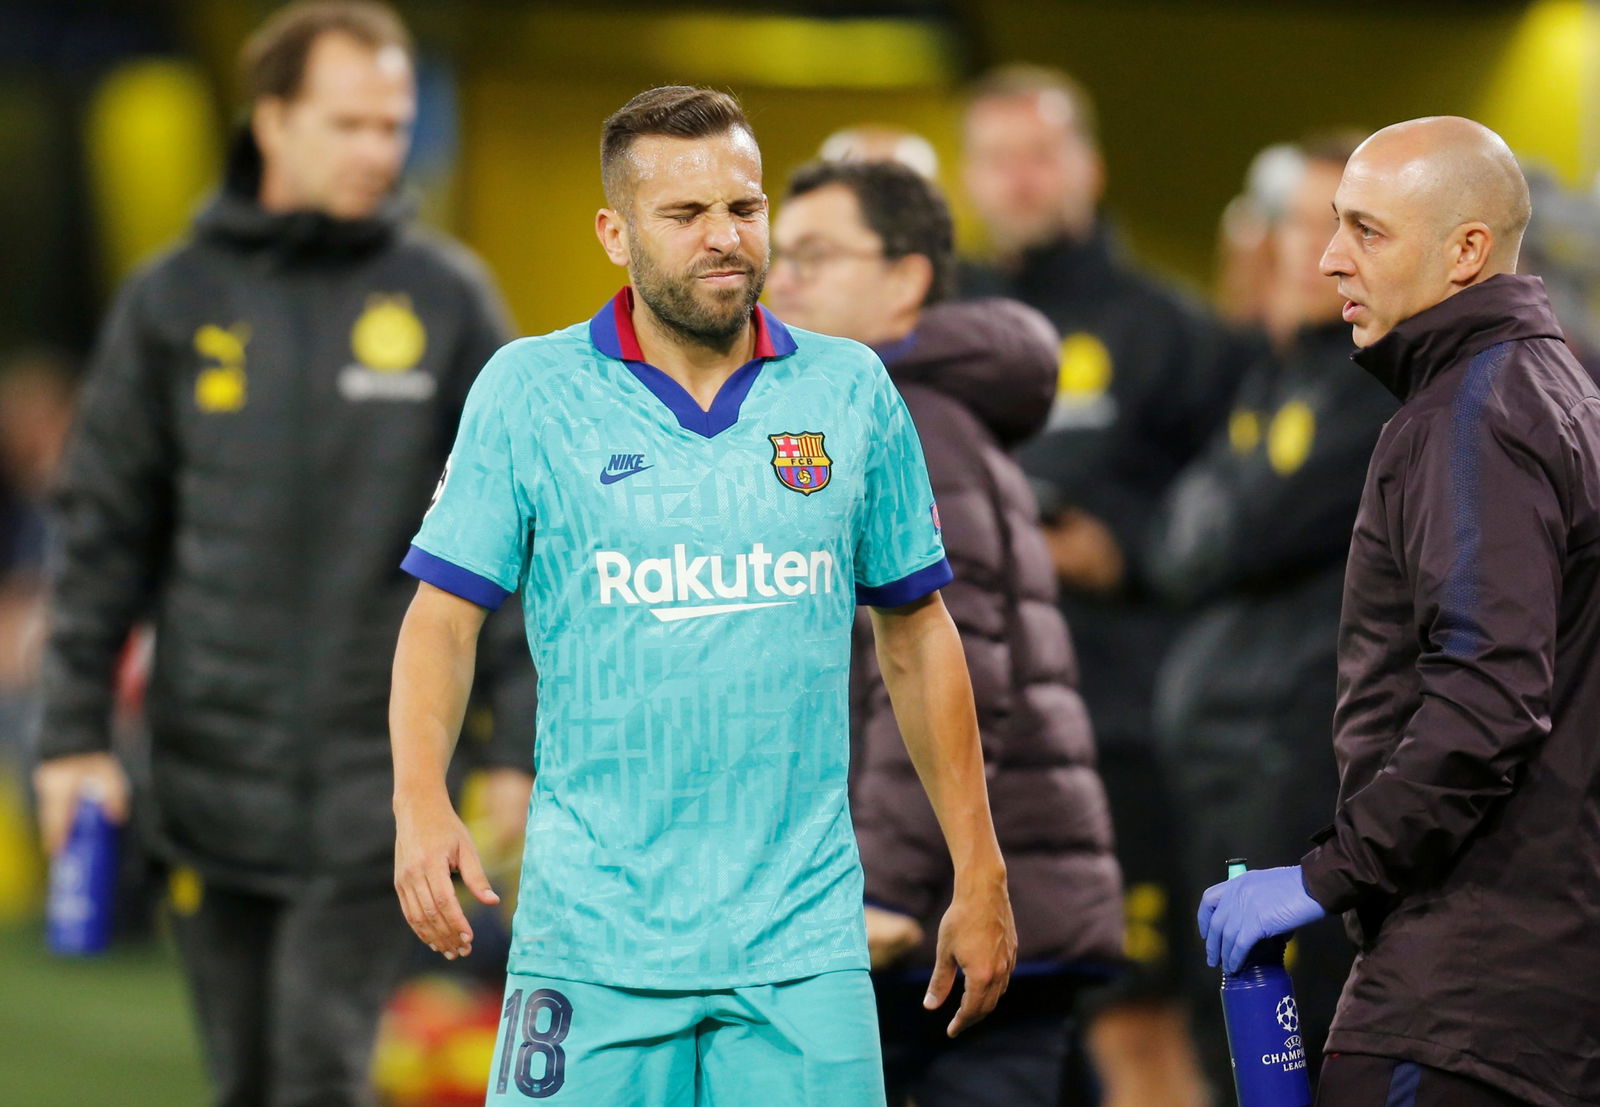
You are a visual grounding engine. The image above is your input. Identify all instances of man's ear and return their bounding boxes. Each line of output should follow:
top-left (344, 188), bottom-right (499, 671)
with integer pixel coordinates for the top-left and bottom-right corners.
top-left (886, 253), bottom-right (934, 318)
top-left (596, 207), bottom-right (631, 268)
top-left (1088, 148), bottom-right (1107, 206)
top-left (1449, 222), bottom-right (1494, 286)
top-left (252, 98), bottom-right (285, 159)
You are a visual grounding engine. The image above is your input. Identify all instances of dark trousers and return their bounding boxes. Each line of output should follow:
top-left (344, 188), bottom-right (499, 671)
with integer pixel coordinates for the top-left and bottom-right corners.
top-left (169, 877), bottom-right (414, 1107)
top-left (875, 974), bottom-right (1098, 1107)
top-left (1315, 1053), bottom-right (1528, 1107)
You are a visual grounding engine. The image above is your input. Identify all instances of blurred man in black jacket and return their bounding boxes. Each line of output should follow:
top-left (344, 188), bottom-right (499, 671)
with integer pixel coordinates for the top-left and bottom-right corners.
top-left (959, 64), bottom-right (1249, 1103)
top-left (32, 4), bottom-right (529, 1104)
top-left (1146, 135), bottom-right (1394, 1091)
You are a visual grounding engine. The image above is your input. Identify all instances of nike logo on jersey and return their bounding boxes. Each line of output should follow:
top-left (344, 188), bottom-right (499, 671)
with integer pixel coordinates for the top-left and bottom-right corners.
top-left (599, 453), bottom-right (653, 484)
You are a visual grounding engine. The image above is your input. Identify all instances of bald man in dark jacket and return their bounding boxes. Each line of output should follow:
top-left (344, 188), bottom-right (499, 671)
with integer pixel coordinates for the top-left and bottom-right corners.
top-left (1200, 117), bottom-right (1600, 1107)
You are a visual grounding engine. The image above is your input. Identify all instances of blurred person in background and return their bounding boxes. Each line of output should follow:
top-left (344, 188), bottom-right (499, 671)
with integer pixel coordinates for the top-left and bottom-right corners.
top-left (1212, 144), bottom-right (1309, 331)
top-left (959, 62), bottom-right (1247, 1104)
top-left (818, 123), bottom-right (941, 181)
top-left (1144, 134), bottom-right (1394, 1091)
top-left (769, 158), bottom-right (1122, 1107)
top-left (1200, 116), bottom-right (1600, 1107)
top-left (1518, 166), bottom-right (1600, 372)
top-left (31, 3), bottom-right (530, 1105)
top-left (0, 350), bottom-right (76, 748)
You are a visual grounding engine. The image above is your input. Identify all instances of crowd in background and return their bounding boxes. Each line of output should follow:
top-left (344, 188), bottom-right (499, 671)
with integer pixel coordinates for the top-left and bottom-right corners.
top-left (6, 11), bottom-right (1600, 1107)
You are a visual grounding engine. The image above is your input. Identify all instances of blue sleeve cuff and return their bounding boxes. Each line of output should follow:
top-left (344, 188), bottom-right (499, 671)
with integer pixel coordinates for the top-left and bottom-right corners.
top-left (856, 557), bottom-right (953, 608)
top-left (401, 545), bottom-right (512, 611)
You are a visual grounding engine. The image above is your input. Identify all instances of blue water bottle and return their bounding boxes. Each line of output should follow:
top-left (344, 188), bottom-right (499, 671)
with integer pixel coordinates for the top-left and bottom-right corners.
top-left (1219, 858), bottom-right (1312, 1107)
top-left (46, 788), bottom-right (120, 956)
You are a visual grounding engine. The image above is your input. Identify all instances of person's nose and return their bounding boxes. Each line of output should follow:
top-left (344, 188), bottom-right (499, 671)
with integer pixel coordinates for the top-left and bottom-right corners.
top-left (358, 124), bottom-right (407, 172)
top-left (1319, 231), bottom-right (1351, 278)
top-left (701, 211), bottom-right (742, 256)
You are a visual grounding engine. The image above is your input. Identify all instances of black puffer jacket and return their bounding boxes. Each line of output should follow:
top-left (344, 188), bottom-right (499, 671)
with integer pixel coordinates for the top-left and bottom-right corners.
top-left (39, 131), bottom-right (524, 895)
top-left (1148, 322), bottom-right (1396, 873)
top-left (851, 299), bottom-right (1123, 973)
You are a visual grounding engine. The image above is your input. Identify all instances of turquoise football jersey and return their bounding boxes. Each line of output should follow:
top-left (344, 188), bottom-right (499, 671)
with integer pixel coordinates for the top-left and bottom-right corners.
top-left (404, 288), bottom-right (950, 988)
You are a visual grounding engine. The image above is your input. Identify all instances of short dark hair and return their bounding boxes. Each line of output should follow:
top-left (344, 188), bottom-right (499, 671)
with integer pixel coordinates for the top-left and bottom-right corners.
top-left (242, 0), bottom-right (412, 103)
top-left (785, 159), bottom-right (954, 307)
top-left (601, 86), bottom-right (755, 207)
top-left (966, 64), bottom-right (1099, 149)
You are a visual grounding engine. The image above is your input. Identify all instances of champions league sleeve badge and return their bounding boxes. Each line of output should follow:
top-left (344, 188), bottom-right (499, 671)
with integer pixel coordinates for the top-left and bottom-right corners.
top-left (769, 433), bottom-right (832, 496)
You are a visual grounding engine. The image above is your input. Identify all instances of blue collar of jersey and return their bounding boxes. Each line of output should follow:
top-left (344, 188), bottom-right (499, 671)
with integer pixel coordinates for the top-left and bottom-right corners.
top-left (589, 286), bottom-right (798, 438)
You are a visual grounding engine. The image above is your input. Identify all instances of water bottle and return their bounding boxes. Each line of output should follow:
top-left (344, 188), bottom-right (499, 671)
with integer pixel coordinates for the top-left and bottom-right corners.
top-left (1219, 858), bottom-right (1312, 1107)
top-left (46, 787), bottom-right (120, 956)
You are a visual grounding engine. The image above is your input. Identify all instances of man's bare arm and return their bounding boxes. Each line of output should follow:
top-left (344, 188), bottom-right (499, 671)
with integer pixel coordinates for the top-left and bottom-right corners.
top-left (390, 581), bottom-right (495, 959)
top-left (869, 591), bottom-right (1016, 1036)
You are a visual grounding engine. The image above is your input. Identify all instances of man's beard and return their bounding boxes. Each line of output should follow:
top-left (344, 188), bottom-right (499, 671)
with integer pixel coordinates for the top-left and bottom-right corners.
top-left (631, 237), bottom-right (768, 353)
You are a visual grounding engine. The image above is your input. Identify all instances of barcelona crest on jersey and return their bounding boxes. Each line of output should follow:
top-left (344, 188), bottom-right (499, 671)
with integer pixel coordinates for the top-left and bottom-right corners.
top-left (769, 432), bottom-right (831, 496)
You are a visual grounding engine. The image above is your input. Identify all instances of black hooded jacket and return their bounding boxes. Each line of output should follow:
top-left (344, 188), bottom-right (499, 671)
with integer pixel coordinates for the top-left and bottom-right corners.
top-left (1147, 321), bottom-right (1396, 875)
top-left (39, 130), bottom-right (522, 894)
top-left (961, 226), bottom-right (1254, 754)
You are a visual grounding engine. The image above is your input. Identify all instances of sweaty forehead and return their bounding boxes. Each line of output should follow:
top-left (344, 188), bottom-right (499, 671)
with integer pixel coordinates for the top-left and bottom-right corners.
top-left (625, 131), bottom-right (764, 205)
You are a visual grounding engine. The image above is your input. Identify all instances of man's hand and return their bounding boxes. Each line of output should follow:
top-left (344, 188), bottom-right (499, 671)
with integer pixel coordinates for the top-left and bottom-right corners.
top-left (394, 790), bottom-right (499, 960)
top-left (34, 752), bottom-right (129, 855)
top-left (1197, 865), bottom-right (1326, 973)
top-left (1043, 508), bottom-right (1125, 595)
top-left (865, 905), bottom-right (924, 969)
top-left (924, 867), bottom-right (1016, 1037)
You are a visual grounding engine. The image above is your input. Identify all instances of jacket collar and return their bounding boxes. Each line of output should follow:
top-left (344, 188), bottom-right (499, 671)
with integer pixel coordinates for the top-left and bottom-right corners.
top-left (875, 298), bottom-right (1059, 448)
top-left (1008, 219), bottom-right (1118, 296)
top-left (1352, 274), bottom-right (1565, 401)
top-left (193, 126), bottom-right (410, 257)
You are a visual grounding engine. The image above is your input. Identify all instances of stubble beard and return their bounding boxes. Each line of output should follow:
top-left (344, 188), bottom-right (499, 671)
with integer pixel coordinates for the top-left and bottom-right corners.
top-left (630, 235), bottom-right (769, 355)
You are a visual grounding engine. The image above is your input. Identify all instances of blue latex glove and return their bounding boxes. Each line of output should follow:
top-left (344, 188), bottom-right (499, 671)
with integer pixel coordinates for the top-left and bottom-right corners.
top-left (1197, 865), bottom-right (1327, 974)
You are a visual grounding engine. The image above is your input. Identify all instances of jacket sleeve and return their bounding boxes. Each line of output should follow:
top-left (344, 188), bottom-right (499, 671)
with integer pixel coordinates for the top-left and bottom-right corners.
top-left (438, 249), bottom-right (516, 426)
top-left (1301, 399), bottom-right (1563, 912)
top-left (1043, 307), bottom-right (1255, 597)
top-left (38, 274), bottom-right (174, 759)
top-left (1145, 369), bottom-right (1387, 607)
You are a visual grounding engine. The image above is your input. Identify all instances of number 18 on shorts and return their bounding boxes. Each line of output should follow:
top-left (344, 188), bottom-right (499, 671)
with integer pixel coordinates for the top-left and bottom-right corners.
top-left (484, 970), bottom-right (887, 1107)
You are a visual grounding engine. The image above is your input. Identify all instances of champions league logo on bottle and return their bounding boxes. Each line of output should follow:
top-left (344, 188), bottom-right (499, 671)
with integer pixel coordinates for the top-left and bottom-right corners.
top-left (1218, 860), bottom-right (1312, 1106)
top-left (1276, 996), bottom-right (1299, 1033)
top-left (1259, 999), bottom-right (1306, 1075)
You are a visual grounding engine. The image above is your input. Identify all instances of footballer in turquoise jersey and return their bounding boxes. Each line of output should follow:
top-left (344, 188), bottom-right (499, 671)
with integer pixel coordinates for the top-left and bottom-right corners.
top-left (390, 85), bottom-right (1013, 1107)
top-left (405, 286), bottom-right (950, 988)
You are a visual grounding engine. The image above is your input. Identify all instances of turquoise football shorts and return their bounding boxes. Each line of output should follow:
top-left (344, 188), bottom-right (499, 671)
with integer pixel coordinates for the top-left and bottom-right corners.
top-left (482, 967), bottom-right (886, 1106)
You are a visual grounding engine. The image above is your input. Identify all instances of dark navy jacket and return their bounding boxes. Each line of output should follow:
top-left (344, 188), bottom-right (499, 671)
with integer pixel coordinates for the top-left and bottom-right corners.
top-left (1301, 275), bottom-right (1600, 1105)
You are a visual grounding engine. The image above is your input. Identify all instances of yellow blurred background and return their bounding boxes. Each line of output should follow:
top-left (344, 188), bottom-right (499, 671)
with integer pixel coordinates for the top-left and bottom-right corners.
top-left (36, 0), bottom-right (1599, 343)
